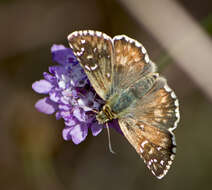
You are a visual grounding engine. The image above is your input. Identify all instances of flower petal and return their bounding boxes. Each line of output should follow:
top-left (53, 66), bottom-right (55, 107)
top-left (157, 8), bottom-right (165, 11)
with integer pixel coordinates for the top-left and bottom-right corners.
top-left (65, 117), bottom-right (77, 127)
top-left (51, 44), bottom-right (76, 65)
top-left (49, 91), bottom-right (60, 102)
top-left (51, 44), bottom-right (66, 52)
top-left (70, 124), bottom-right (88, 144)
top-left (91, 122), bottom-right (103, 136)
top-left (73, 107), bottom-right (87, 122)
top-left (32, 80), bottom-right (53, 94)
top-left (43, 72), bottom-right (57, 84)
top-left (62, 127), bottom-right (72, 141)
top-left (55, 111), bottom-right (62, 120)
top-left (35, 97), bottom-right (57, 114)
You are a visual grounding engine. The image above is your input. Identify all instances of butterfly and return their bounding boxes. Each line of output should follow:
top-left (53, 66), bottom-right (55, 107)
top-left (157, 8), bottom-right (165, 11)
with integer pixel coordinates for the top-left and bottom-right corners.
top-left (67, 30), bottom-right (180, 179)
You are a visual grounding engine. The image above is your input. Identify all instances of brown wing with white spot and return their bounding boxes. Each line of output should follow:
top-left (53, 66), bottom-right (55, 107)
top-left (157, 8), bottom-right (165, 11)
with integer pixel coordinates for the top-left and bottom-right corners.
top-left (68, 30), bottom-right (114, 100)
top-left (111, 35), bottom-right (156, 94)
top-left (119, 118), bottom-right (176, 179)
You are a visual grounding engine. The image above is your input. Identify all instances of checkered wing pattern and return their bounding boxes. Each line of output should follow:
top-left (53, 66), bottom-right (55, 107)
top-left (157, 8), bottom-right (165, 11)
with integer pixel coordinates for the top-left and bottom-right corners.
top-left (68, 30), bottom-right (114, 100)
top-left (119, 118), bottom-right (176, 179)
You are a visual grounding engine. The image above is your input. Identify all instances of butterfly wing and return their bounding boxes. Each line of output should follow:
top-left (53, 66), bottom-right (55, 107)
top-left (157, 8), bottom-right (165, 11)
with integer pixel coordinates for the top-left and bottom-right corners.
top-left (118, 77), bottom-right (180, 178)
top-left (119, 118), bottom-right (176, 179)
top-left (111, 35), bottom-right (156, 94)
top-left (68, 30), bottom-right (114, 100)
top-left (68, 32), bottom-right (156, 99)
top-left (129, 77), bottom-right (180, 131)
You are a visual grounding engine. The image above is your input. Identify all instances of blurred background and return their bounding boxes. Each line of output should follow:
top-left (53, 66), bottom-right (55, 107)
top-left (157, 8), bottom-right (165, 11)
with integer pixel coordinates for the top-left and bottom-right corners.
top-left (1, 0), bottom-right (212, 189)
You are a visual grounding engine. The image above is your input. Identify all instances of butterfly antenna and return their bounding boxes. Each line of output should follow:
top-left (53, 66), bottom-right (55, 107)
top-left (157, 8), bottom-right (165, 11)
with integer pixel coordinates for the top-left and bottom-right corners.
top-left (106, 123), bottom-right (116, 154)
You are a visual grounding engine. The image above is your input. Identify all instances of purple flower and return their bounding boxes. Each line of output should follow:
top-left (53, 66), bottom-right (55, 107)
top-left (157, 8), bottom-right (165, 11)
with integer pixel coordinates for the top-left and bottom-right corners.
top-left (32, 45), bottom-right (121, 144)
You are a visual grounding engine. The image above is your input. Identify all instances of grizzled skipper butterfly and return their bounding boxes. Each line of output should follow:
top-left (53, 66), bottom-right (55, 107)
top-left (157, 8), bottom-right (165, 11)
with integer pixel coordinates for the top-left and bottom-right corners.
top-left (68, 30), bottom-right (180, 179)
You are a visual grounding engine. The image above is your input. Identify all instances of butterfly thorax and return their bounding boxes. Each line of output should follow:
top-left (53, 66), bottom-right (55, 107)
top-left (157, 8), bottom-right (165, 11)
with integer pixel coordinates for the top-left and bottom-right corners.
top-left (96, 104), bottom-right (117, 124)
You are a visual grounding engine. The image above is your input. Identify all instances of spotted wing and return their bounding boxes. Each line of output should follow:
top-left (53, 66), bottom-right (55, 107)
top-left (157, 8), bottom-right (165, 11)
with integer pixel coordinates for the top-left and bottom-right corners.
top-left (111, 35), bottom-right (156, 94)
top-left (118, 118), bottom-right (176, 179)
top-left (118, 77), bottom-right (180, 178)
top-left (129, 77), bottom-right (180, 131)
top-left (68, 30), bottom-right (114, 100)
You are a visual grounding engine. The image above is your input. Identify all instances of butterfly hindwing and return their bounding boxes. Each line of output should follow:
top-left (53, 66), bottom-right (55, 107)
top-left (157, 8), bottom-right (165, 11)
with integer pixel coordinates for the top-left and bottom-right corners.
top-left (129, 76), bottom-right (180, 131)
top-left (68, 30), bottom-right (114, 100)
top-left (118, 118), bottom-right (176, 179)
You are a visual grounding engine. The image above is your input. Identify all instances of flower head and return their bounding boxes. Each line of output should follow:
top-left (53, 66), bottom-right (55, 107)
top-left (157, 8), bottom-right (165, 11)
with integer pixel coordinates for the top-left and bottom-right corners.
top-left (32, 45), bottom-right (121, 144)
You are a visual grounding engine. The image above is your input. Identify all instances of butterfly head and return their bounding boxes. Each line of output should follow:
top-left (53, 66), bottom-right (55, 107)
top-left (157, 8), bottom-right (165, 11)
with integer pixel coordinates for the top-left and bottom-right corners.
top-left (96, 104), bottom-right (117, 124)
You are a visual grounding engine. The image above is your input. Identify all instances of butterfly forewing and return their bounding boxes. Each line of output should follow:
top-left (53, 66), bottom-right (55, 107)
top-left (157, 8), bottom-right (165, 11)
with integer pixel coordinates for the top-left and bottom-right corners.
top-left (68, 30), bottom-right (114, 100)
top-left (112, 35), bottom-right (156, 94)
top-left (119, 118), bottom-right (176, 179)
